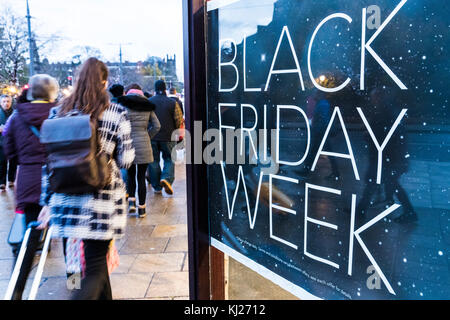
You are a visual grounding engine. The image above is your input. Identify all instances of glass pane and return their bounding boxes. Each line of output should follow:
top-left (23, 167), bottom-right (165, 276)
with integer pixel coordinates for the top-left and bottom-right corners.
top-left (207, 0), bottom-right (449, 300)
top-left (227, 255), bottom-right (299, 300)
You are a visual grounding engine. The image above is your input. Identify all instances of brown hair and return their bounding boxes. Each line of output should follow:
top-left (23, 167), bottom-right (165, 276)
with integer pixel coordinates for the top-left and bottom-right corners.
top-left (59, 57), bottom-right (110, 120)
top-left (124, 83), bottom-right (142, 94)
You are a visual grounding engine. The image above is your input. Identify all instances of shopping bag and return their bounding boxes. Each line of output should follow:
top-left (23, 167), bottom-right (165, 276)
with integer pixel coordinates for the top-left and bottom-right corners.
top-left (65, 239), bottom-right (119, 276)
top-left (65, 238), bottom-right (86, 277)
top-left (8, 210), bottom-right (49, 255)
top-left (4, 222), bottom-right (54, 300)
top-left (7, 211), bottom-right (26, 247)
top-left (178, 121), bottom-right (185, 142)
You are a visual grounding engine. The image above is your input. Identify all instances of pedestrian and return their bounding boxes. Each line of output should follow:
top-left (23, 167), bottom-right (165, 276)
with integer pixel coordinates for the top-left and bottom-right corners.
top-left (118, 83), bottom-right (160, 217)
top-left (298, 88), bottom-right (340, 180)
top-left (0, 94), bottom-right (18, 190)
top-left (108, 84), bottom-right (127, 184)
top-left (2, 74), bottom-right (59, 300)
top-left (168, 87), bottom-right (184, 115)
top-left (16, 88), bottom-right (32, 104)
top-left (109, 84), bottom-right (124, 103)
top-left (37, 57), bottom-right (135, 300)
top-left (148, 80), bottom-right (183, 195)
top-left (358, 88), bottom-right (417, 223)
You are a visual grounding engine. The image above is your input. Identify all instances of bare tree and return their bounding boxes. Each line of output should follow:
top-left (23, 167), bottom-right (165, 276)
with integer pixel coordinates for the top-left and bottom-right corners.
top-left (0, 7), bottom-right (29, 85)
top-left (71, 45), bottom-right (104, 64)
top-left (0, 6), bottom-right (61, 86)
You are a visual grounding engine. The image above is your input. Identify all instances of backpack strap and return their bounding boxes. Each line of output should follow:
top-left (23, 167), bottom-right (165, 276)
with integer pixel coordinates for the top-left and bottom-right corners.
top-left (16, 110), bottom-right (41, 138)
top-left (28, 125), bottom-right (41, 138)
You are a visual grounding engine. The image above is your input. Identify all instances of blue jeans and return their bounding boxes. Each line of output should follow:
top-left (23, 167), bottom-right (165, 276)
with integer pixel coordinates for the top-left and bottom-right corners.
top-left (148, 141), bottom-right (176, 191)
top-left (120, 169), bottom-right (128, 183)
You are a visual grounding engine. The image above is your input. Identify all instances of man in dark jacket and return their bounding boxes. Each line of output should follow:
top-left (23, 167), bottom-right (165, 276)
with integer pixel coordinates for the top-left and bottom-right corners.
top-left (148, 80), bottom-right (183, 195)
top-left (0, 94), bottom-right (17, 190)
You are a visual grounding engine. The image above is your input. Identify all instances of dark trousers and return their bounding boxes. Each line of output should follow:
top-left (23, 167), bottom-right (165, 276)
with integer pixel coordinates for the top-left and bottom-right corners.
top-left (384, 170), bottom-right (414, 213)
top-left (0, 147), bottom-right (17, 185)
top-left (71, 239), bottom-right (112, 300)
top-left (148, 141), bottom-right (176, 191)
top-left (126, 164), bottom-right (148, 206)
top-left (12, 203), bottom-right (42, 299)
top-left (358, 167), bottom-right (413, 214)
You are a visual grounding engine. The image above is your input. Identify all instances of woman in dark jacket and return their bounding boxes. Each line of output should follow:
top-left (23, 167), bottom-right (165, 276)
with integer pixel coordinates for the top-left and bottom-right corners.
top-left (3, 74), bottom-right (59, 299)
top-left (118, 84), bottom-right (160, 218)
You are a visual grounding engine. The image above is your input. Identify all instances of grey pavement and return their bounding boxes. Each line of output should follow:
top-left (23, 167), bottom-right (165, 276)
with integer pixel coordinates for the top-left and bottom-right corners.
top-left (0, 164), bottom-right (189, 300)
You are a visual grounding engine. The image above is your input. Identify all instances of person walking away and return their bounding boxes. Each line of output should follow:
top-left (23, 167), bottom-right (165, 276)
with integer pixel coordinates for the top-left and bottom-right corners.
top-left (144, 91), bottom-right (152, 99)
top-left (299, 89), bottom-right (340, 179)
top-left (118, 84), bottom-right (160, 217)
top-left (0, 95), bottom-right (17, 190)
top-left (167, 87), bottom-right (185, 144)
top-left (2, 75), bottom-right (59, 299)
top-left (37, 58), bottom-right (135, 300)
top-left (148, 80), bottom-right (183, 195)
top-left (109, 84), bottom-right (124, 103)
top-left (108, 84), bottom-right (127, 184)
top-left (167, 87), bottom-right (184, 115)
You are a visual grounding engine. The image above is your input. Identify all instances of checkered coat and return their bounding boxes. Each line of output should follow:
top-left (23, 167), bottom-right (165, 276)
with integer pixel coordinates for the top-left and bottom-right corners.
top-left (40, 104), bottom-right (135, 240)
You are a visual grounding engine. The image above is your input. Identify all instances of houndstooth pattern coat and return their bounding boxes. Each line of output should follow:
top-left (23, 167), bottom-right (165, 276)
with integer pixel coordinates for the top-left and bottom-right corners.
top-left (40, 104), bottom-right (135, 240)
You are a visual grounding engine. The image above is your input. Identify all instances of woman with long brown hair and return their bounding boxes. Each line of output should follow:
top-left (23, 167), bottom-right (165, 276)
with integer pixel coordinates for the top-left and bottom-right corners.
top-left (37, 57), bottom-right (135, 300)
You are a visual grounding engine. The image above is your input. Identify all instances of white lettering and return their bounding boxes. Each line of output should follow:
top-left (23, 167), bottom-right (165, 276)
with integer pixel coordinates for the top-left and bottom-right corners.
top-left (349, 202), bottom-right (401, 295)
top-left (276, 105), bottom-right (311, 166)
top-left (304, 183), bottom-right (341, 269)
top-left (311, 107), bottom-right (360, 180)
top-left (221, 162), bottom-right (263, 229)
top-left (269, 174), bottom-right (299, 249)
top-left (219, 38), bottom-right (239, 92)
top-left (265, 26), bottom-right (305, 91)
top-left (218, 103), bottom-right (236, 152)
top-left (308, 13), bottom-right (352, 92)
top-left (360, 0), bottom-right (408, 90)
top-left (243, 36), bottom-right (261, 92)
top-left (240, 104), bottom-right (259, 160)
top-left (357, 107), bottom-right (408, 184)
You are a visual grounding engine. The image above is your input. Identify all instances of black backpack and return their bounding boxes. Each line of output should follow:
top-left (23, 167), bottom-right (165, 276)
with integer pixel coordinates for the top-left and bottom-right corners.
top-left (39, 108), bottom-right (112, 194)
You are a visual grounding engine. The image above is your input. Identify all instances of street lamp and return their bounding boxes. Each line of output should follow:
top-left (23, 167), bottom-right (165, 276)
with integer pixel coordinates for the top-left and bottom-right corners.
top-left (8, 86), bottom-right (18, 96)
top-left (62, 88), bottom-right (71, 97)
top-left (26, 0), bottom-right (35, 76)
top-left (107, 43), bottom-right (131, 84)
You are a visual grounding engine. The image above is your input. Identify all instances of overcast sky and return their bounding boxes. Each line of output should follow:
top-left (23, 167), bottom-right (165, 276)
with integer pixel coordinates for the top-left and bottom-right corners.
top-left (1, 0), bottom-right (184, 79)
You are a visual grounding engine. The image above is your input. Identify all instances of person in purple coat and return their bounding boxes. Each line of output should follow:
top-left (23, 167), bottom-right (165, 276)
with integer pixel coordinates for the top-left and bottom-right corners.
top-left (3, 74), bottom-right (59, 300)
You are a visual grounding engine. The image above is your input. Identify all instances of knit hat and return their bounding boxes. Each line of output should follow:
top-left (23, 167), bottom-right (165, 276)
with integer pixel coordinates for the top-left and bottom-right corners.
top-left (109, 84), bottom-right (124, 98)
top-left (155, 80), bottom-right (166, 92)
